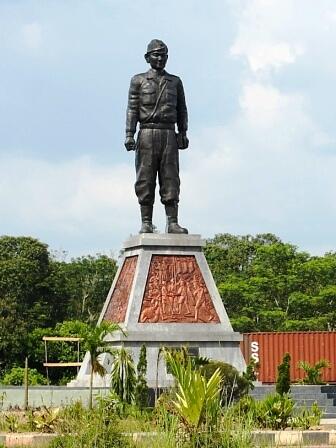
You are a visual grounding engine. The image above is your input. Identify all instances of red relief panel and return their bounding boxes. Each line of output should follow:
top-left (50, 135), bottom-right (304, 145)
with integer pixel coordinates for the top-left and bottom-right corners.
top-left (104, 256), bottom-right (138, 323)
top-left (139, 255), bottom-right (220, 323)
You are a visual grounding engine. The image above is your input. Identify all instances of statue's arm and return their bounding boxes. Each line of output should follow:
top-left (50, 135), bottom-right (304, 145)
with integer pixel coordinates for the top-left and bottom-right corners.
top-left (176, 79), bottom-right (189, 149)
top-left (125, 76), bottom-right (140, 151)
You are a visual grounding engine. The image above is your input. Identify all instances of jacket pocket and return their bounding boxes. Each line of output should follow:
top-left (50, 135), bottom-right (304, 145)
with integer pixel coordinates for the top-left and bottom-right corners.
top-left (141, 87), bottom-right (156, 105)
top-left (166, 88), bottom-right (177, 106)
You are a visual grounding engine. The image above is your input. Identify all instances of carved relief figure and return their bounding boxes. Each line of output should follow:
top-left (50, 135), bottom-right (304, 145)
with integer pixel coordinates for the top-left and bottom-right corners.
top-left (139, 255), bottom-right (219, 323)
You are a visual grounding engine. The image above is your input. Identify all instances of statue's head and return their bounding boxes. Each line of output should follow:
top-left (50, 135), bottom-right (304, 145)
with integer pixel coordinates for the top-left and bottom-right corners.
top-left (145, 39), bottom-right (168, 70)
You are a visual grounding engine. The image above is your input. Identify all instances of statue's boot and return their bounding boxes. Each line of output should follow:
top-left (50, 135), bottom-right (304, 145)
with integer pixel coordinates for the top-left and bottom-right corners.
top-left (165, 203), bottom-right (188, 234)
top-left (139, 205), bottom-right (154, 233)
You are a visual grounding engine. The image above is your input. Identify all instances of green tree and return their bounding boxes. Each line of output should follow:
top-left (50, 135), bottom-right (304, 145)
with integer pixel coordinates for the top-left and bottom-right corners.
top-left (27, 320), bottom-right (89, 385)
top-left (205, 233), bottom-right (281, 283)
top-left (1, 367), bottom-right (47, 385)
top-left (276, 353), bottom-right (291, 396)
top-left (0, 237), bottom-right (52, 373)
top-left (205, 233), bottom-right (336, 332)
top-left (134, 344), bottom-right (149, 409)
top-left (49, 255), bottom-right (117, 323)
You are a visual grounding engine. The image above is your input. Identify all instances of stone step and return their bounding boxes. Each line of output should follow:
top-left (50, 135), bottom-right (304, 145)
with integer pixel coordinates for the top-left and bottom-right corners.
top-left (250, 384), bottom-right (336, 419)
top-left (323, 413), bottom-right (336, 418)
top-left (294, 399), bottom-right (334, 405)
top-left (251, 392), bottom-right (330, 399)
top-left (252, 394), bottom-right (330, 398)
top-left (322, 385), bottom-right (336, 393)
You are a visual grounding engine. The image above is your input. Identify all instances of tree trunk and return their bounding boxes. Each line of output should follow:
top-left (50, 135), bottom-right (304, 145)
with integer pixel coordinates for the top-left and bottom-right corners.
top-left (24, 357), bottom-right (28, 410)
top-left (89, 359), bottom-right (94, 410)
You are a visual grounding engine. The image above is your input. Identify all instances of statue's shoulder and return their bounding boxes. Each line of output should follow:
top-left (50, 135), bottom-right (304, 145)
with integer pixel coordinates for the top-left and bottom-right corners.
top-left (130, 72), bottom-right (148, 84)
top-left (165, 71), bottom-right (179, 78)
top-left (164, 71), bottom-right (181, 81)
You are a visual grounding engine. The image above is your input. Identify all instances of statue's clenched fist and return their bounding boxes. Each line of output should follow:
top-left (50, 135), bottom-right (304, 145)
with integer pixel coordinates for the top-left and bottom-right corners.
top-left (124, 136), bottom-right (136, 151)
top-left (177, 132), bottom-right (189, 150)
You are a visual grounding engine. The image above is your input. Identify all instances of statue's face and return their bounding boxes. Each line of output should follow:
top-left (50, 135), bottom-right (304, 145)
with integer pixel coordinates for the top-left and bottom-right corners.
top-left (146, 50), bottom-right (168, 70)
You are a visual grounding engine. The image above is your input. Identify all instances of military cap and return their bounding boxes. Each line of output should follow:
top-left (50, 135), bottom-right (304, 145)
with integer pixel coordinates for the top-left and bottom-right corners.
top-left (146, 39), bottom-right (168, 54)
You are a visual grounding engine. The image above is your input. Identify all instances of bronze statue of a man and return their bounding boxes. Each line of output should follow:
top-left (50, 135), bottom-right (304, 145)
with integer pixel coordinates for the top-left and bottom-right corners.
top-left (125, 39), bottom-right (189, 234)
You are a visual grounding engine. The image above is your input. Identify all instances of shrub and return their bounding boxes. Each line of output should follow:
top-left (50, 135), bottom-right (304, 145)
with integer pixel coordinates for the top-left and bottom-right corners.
top-left (291, 402), bottom-right (322, 429)
top-left (298, 359), bottom-right (331, 385)
top-left (202, 361), bottom-right (250, 403)
top-left (242, 358), bottom-right (259, 392)
top-left (1, 367), bottom-right (47, 385)
top-left (276, 352), bottom-right (291, 395)
top-left (233, 393), bottom-right (322, 430)
top-left (257, 393), bottom-right (294, 429)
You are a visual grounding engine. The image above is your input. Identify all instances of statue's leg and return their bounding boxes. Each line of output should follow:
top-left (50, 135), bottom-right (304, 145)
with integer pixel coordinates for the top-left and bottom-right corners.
top-left (135, 129), bottom-right (158, 233)
top-left (159, 130), bottom-right (188, 234)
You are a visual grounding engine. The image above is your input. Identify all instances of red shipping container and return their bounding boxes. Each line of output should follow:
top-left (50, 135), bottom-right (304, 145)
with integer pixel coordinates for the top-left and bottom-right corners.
top-left (241, 332), bottom-right (336, 384)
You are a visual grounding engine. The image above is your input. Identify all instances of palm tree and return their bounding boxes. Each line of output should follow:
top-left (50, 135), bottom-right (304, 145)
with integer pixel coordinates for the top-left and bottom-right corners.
top-left (81, 321), bottom-right (122, 409)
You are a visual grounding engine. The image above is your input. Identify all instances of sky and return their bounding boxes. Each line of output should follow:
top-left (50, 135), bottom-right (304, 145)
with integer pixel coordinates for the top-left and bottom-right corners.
top-left (1, 0), bottom-right (336, 259)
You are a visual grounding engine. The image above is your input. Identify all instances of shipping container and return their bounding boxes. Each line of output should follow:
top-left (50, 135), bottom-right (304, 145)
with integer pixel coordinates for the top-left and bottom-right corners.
top-left (241, 332), bottom-right (336, 384)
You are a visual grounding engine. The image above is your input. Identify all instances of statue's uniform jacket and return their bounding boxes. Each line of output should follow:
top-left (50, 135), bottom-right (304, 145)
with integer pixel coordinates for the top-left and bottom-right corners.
top-left (126, 69), bottom-right (188, 206)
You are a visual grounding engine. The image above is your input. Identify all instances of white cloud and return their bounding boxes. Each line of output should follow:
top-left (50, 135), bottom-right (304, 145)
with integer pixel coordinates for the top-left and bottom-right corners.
top-left (180, 77), bottom-right (336, 255)
top-left (0, 156), bottom-right (136, 247)
top-left (231, 41), bottom-right (303, 73)
top-left (22, 22), bottom-right (42, 50)
top-left (230, 0), bottom-right (304, 74)
top-left (239, 82), bottom-right (294, 127)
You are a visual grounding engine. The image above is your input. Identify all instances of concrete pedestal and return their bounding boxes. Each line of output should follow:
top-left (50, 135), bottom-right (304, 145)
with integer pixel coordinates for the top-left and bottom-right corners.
top-left (69, 234), bottom-right (245, 388)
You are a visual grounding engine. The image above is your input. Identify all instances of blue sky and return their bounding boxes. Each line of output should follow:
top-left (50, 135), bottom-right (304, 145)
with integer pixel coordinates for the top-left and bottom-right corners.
top-left (1, 0), bottom-right (336, 258)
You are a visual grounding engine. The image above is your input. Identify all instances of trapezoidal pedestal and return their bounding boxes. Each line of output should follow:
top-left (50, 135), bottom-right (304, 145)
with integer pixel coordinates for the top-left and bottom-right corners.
top-left (70, 234), bottom-right (245, 388)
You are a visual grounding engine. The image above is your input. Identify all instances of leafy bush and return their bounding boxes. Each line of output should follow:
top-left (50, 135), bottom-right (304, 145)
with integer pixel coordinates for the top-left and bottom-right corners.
top-left (298, 359), bottom-right (331, 384)
top-left (232, 393), bottom-right (293, 430)
top-left (291, 402), bottom-right (322, 429)
top-left (1, 367), bottom-right (47, 385)
top-left (257, 393), bottom-right (294, 430)
top-left (4, 414), bottom-right (20, 432)
top-left (201, 361), bottom-right (250, 403)
top-left (29, 407), bottom-right (61, 433)
top-left (276, 353), bottom-right (291, 395)
top-left (234, 393), bottom-right (322, 430)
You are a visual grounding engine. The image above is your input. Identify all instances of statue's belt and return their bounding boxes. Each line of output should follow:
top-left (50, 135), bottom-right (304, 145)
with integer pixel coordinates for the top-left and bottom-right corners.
top-left (140, 123), bottom-right (175, 130)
